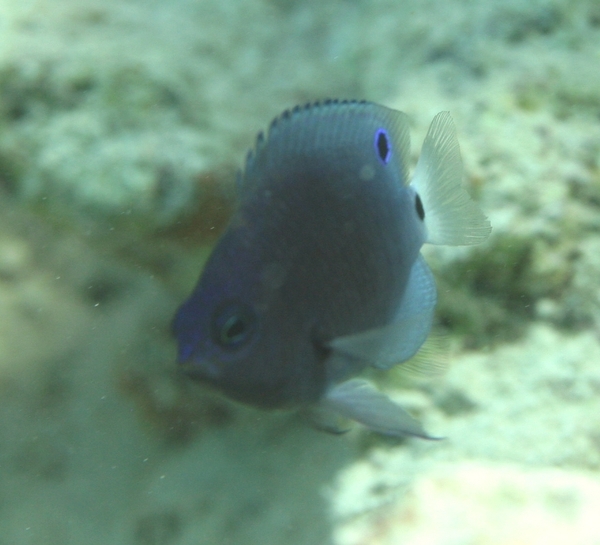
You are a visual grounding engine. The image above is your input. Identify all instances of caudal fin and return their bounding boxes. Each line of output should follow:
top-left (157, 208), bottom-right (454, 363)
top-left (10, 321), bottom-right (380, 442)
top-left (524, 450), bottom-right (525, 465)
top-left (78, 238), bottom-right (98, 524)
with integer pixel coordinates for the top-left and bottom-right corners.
top-left (411, 112), bottom-right (491, 246)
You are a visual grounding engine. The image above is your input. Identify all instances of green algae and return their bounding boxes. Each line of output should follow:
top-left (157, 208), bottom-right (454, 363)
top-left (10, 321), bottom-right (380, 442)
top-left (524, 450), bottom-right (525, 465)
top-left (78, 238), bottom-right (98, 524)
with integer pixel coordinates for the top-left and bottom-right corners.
top-left (434, 233), bottom-right (573, 348)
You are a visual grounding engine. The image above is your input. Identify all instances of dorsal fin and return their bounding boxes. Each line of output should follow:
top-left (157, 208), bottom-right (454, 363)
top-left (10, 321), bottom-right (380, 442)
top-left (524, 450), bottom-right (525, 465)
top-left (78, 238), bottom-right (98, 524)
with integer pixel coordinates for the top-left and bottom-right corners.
top-left (241, 100), bottom-right (411, 188)
top-left (243, 100), bottom-right (365, 176)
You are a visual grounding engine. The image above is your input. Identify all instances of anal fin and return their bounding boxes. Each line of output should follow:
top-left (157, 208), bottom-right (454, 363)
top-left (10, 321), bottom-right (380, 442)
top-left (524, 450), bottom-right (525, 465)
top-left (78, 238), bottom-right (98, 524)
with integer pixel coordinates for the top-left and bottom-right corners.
top-left (322, 378), bottom-right (442, 440)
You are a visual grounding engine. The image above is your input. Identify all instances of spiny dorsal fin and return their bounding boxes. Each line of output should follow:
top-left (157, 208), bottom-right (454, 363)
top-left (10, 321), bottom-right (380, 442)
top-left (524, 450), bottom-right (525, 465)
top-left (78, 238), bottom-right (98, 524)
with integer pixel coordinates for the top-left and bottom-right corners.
top-left (241, 100), bottom-right (411, 187)
top-left (243, 99), bottom-right (368, 178)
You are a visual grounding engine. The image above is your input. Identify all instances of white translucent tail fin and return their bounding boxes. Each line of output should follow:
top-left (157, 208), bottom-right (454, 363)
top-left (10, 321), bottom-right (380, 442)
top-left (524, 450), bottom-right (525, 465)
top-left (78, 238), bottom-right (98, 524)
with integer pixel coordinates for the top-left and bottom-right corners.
top-left (412, 112), bottom-right (491, 246)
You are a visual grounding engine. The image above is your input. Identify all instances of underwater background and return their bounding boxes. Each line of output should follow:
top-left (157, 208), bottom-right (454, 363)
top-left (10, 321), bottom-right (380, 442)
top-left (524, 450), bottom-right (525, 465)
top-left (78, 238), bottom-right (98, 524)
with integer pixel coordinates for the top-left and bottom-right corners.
top-left (0, 0), bottom-right (600, 543)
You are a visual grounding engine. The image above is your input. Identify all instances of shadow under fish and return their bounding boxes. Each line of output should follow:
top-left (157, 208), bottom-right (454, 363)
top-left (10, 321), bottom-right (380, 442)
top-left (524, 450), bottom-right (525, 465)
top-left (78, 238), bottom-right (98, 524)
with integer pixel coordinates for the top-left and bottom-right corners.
top-left (172, 99), bottom-right (491, 439)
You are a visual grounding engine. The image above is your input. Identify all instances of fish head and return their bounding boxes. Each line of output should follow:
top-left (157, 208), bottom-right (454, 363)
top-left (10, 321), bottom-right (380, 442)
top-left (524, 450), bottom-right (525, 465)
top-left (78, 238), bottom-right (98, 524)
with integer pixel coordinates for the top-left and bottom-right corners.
top-left (172, 225), bottom-right (324, 409)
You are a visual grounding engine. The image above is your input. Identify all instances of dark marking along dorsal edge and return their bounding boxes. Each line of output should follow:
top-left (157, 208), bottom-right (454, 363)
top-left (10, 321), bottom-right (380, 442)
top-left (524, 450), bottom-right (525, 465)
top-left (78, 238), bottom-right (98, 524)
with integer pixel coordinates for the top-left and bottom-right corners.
top-left (240, 99), bottom-right (412, 188)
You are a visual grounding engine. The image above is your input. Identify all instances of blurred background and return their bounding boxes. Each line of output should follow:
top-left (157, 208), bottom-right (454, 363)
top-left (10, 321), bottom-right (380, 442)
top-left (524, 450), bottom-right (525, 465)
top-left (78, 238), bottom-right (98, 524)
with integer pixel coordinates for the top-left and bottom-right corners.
top-left (0, 0), bottom-right (599, 543)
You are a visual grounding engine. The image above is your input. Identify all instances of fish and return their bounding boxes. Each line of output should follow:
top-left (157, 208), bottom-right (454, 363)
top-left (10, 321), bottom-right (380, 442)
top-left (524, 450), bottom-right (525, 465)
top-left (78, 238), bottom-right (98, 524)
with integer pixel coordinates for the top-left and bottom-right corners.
top-left (172, 99), bottom-right (491, 438)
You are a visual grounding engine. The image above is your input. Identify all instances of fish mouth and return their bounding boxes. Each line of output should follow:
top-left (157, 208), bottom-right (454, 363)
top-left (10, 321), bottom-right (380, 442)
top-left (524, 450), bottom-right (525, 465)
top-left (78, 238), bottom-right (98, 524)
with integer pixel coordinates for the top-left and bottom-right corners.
top-left (178, 357), bottom-right (222, 381)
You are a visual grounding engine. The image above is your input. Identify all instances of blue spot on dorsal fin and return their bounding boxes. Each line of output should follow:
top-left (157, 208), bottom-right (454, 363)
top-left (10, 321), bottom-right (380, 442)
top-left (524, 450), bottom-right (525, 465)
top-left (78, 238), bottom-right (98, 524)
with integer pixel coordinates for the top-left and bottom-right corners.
top-left (374, 128), bottom-right (392, 164)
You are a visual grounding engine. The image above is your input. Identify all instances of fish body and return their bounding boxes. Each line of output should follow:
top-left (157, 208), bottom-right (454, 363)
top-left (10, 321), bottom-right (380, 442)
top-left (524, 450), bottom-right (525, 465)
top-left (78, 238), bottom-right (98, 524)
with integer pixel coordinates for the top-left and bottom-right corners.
top-left (173, 100), bottom-right (491, 437)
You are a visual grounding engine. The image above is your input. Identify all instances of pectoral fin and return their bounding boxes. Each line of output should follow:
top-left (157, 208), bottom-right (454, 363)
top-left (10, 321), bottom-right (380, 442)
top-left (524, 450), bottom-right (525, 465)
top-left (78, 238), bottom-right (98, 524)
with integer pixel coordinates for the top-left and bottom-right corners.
top-left (329, 255), bottom-right (436, 370)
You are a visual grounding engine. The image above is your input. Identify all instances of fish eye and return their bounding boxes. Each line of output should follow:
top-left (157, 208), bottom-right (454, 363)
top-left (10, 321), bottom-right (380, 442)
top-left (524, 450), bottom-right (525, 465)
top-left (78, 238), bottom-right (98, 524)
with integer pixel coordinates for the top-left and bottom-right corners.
top-left (415, 193), bottom-right (425, 221)
top-left (374, 128), bottom-right (391, 164)
top-left (212, 303), bottom-right (256, 349)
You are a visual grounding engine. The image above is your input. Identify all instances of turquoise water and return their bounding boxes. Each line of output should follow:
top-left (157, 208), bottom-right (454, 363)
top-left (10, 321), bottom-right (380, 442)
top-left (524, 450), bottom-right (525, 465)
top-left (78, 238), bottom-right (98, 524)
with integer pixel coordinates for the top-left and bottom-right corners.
top-left (0, 0), bottom-right (599, 543)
